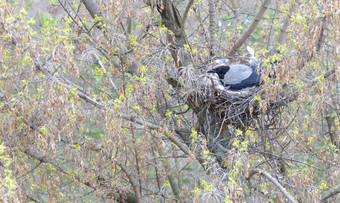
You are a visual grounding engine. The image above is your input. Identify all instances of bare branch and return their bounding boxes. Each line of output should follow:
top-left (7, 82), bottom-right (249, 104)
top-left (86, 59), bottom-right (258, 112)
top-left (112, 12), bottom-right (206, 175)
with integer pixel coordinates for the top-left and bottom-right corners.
top-left (81, 0), bottom-right (102, 20)
top-left (168, 173), bottom-right (182, 202)
top-left (33, 59), bottom-right (104, 108)
top-left (115, 159), bottom-right (142, 203)
top-left (24, 193), bottom-right (42, 203)
top-left (246, 168), bottom-right (298, 203)
top-left (227, 0), bottom-right (271, 56)
top-left (22, 148), bottom-right (137, 203)
top-left (17, 161), bottom-right (42, 179)
top-left (182, 0), bottom-right (194, 25)
top-left (155, 0), bottom-right (191, 67)
top-left (32, 56), bottom-right (193, 159)
top-left (320, 185), bottom-right (340, 203)
top-left (208, 0), bottom-right (216, 56)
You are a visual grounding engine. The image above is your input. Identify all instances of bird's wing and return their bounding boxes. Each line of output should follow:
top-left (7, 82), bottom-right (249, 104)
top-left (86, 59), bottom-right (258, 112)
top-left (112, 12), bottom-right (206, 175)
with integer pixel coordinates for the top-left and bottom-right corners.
top-left (222, 64), bottom-right (253, 85)
top-left (224, 64), bottom-right (262, 90)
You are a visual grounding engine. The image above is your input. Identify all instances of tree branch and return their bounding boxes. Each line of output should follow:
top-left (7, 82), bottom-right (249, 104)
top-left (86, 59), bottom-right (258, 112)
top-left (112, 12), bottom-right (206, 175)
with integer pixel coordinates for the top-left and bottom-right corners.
top-left (32, 56), bottom-right (193, 160)
top-left (31, 54), bottom-right (214, 185)
top-left (182, 0), bottom-right (194, 26)
top-left (24, 193), bottom-right (42, 203)
top-left (208, 0), bottom-right (216, 56)
top-left (17, 161), bottom-right (42, 179)
top-left (227, 0), bottom-right (271, 56)
top-left (81, 0), bottom-right (102, 20)
top-left (12, 122), bottom-right (137, 203)
top-left (168, 173), bottom-right (182, 202)
top-left (154, 0), bottom-right (191, 67)
top-left (246, 168), bottom-right (298, 203)
top-left (115, 159), bottom-right (142, 203)
top-left (320, 184), bottom-right (340, 203)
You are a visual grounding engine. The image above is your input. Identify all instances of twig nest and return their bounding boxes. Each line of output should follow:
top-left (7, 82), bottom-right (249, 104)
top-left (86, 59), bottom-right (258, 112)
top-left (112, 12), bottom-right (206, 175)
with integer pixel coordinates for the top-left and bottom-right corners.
top-left (203, 84), bottom-right (262, 128)
top-left (201, 57), bottom-right (263, 128)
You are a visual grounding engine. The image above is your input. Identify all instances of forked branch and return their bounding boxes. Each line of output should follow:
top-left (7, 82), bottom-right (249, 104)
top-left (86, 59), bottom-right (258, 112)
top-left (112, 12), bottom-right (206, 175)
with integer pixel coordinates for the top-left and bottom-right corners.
top-left (115, 160), bottom-right (142, 203)
top-left (246, 168), bottom-right (298, 203)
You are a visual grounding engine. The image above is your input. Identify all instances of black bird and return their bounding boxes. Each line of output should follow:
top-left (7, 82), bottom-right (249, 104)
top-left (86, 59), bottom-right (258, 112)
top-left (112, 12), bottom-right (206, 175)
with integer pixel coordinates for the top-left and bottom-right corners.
top-left (207, 64), bottom-right (263, 91)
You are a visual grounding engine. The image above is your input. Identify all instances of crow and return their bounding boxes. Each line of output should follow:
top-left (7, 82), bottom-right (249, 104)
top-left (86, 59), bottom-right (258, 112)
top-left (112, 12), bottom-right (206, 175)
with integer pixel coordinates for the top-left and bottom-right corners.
top-left (207, 64), bottom-right (263, 91)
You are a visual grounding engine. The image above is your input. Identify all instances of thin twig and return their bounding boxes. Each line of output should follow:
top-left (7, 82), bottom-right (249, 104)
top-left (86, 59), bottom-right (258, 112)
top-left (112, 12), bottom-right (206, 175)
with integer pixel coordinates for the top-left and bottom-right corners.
top-left (17, 161), bottom-right (42, 179)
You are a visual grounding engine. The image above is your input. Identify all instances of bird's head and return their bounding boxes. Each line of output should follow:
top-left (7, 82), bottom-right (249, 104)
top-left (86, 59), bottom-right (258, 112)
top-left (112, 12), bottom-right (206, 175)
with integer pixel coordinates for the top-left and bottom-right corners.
top-left (207, 66), bottom-right (230, 80)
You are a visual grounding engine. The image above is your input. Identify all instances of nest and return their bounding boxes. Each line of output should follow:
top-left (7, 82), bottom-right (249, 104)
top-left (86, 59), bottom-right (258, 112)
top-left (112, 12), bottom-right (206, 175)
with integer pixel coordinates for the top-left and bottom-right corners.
top-left (176, 56), bottom-right (284, 129)
top-left (203, 87), bottom-right (262, 128)
top-left (199, 57), bottom-right (280, 129)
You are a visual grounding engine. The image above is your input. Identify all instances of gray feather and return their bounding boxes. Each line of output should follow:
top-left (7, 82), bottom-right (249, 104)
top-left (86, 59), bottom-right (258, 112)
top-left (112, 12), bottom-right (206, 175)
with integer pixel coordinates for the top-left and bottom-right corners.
top-left (222, 64), bottom-right (252, 85)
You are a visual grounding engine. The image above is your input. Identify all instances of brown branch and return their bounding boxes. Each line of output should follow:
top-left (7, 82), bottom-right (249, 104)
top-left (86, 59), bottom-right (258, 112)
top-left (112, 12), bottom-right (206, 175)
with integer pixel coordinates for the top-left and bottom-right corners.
top-left (23, 149), bottom-right (71, 176)
top-left (120, 114), bottom-right (191, 156)
top-left (33, 59), bottom-right (104, 108)
top-left (315, 15), bottom-right (329, 53)
top-left (251, 150), bottom-right (322, 170)
top-left (182, 0), bottom-right (194, 26)
top-left (81, 0), bottom-right (102, 20)
top-left (17, 161), bottom-right (42, 179)
top-left (155, 0), bottom-right (191, 67)
top-left (246, 168), bottom-right (298, 203)
top-left (115, 159), bottom-right (142, 203)
top-left (23, 148), bottom-right (137, 203)
top-left (227, 0), bottom-right (271, 56)
top-left (24, 193), bottom-right (42, 203)
top-left (320, 184), bottom-right (340, 203)
top-left (208, 0), bottom-right (216, 56)
top-left (11, 118), bottom-right (137, 203)
top-left (32, 56), bottom-right (193, 159)
top-left (168, 173), bottom-right (182, 202)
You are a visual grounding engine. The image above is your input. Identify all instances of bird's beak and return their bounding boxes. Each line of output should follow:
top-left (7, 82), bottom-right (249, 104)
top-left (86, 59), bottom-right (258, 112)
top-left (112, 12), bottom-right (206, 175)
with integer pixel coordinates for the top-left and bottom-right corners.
top-left (207, 69), bottom-right (216, 73)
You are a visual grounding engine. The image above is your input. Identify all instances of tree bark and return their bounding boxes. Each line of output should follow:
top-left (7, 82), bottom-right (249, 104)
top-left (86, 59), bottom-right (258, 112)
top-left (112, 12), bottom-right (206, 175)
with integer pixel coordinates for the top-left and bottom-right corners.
top-left (151, 0), bottom-right (232, 169)
top-left (151, 0), bottom-right (191, 67)
top-left (81, 0), bottom-right (102, 19)
top-left (208, 0), bottom-right (216, 56)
